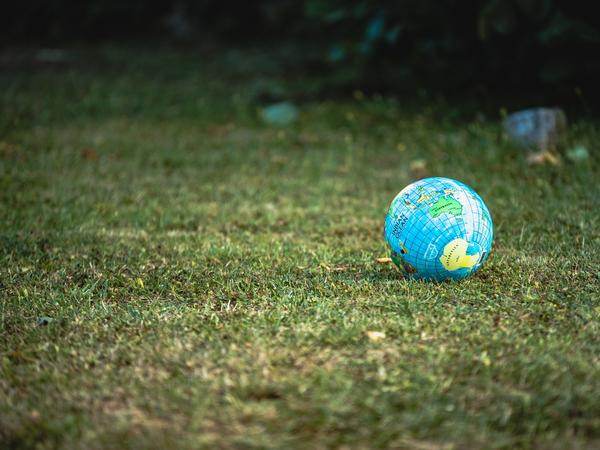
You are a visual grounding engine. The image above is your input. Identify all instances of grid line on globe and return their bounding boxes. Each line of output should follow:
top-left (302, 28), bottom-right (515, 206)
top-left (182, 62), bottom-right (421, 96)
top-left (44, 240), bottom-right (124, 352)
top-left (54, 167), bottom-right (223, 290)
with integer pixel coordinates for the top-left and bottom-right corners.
top-left (384, 177), bottom-right (493, 281)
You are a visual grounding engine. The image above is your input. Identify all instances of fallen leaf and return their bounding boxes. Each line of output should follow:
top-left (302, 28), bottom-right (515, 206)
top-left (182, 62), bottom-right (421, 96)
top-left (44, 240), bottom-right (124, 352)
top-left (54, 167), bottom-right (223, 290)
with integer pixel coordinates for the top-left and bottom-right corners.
top-left (320, 263), bottom-right (348, 272)
top-left (376, 257), bottom-right (392, 264)
top-left (366, 331), bottom-right (386, 342)
top-left (526, 150), bottom-right (560, 166)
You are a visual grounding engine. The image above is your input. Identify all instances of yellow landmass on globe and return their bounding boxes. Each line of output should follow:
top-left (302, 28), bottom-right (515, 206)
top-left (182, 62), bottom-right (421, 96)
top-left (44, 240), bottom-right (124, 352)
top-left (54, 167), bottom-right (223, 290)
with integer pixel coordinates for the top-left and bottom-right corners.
top-left (439, 238), bottom-right (479, 271)
top-left (417, 193), bottom-right (432, 203)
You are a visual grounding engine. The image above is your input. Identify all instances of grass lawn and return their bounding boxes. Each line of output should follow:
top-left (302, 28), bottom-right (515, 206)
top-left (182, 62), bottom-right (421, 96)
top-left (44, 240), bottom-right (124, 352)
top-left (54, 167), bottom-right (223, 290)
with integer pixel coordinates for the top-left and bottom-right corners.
top-left (1, 44), bottom-right (600, 449)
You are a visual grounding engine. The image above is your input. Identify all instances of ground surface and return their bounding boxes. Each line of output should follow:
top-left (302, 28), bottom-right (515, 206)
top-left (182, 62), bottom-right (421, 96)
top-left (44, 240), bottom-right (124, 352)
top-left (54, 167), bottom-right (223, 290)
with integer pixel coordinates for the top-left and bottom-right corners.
top-left (1, 45), bottom-right (599, 450)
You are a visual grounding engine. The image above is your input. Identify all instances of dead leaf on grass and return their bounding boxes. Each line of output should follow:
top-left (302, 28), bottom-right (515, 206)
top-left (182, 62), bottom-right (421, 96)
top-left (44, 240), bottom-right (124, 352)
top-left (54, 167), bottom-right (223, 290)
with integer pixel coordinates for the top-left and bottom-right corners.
top-left (321, 263), bottom-right (349, 272)
top-left (366, 331), bottom-right (386, 342)
top-left (526, 150), bottom-right (560, 166)
top-left (376, 257), bottom-right (392, 264)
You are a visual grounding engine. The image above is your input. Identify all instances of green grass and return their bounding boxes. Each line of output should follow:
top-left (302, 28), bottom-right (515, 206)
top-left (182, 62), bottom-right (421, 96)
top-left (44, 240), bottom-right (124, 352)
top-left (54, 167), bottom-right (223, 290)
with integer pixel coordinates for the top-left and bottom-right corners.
top-left (1, 44), bottom-right (600, 450)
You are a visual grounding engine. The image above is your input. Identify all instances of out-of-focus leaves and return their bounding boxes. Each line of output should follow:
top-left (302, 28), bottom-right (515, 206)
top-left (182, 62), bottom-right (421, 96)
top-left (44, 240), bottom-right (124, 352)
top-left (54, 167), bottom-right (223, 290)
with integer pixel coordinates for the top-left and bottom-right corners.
top-left (514, 0), bottom-right (553, 21)
top-left (365, 15), bottom-right (385, 43)
top-left (4, 0), bottom-right (600, 93)
top-left (538, 14), bottom-right (575, 44)
top-left (301, 0), bottom-right (600, 91)
top-left (351, 2), bottom-right (369, 19)
top-left (479, 0), bottom-right (517, 37)
top-left (540, 60), bottom-right (573, 83)
top-left (385, 24), bottom-right (402, 44)
top-left (305, 0), bottom-right (346, 22)
top-left (328, 45), bottom-right (346, 62)
top-left (34, 49), bottom-right (70, 63)
top-left (538, 12), bottom-right (600, 44)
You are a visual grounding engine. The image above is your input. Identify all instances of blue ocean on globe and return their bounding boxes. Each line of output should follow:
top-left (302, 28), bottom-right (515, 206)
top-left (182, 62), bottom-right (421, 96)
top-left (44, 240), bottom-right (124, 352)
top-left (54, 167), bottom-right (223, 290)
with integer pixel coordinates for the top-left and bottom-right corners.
top-left (384, 177), bottom-right (493, 281)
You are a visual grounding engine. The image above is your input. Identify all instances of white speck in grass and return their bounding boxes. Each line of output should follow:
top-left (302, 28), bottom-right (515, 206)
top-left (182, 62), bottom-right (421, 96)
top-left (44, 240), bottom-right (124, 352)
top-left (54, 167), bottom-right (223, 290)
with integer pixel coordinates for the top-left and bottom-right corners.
top-left (367, 331), bottom-right (386, 342)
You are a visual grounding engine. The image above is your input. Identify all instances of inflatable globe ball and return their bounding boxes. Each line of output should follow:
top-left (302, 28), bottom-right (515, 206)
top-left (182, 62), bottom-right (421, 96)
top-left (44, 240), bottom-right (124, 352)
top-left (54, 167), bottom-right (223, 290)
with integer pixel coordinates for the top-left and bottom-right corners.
top-left (384, 177), bottom-right (493, 281)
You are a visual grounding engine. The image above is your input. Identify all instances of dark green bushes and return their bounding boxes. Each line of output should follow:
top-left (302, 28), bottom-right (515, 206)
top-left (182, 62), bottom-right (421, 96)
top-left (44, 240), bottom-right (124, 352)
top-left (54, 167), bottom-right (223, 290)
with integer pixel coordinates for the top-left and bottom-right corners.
top-left (2, 0), bottom-right (599, 96)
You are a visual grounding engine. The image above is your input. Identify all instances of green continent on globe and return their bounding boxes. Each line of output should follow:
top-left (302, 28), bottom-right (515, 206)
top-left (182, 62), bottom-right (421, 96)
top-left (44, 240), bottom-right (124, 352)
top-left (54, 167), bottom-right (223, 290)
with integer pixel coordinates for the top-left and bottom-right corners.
top-left (429, 195), bottom-right (463, 218)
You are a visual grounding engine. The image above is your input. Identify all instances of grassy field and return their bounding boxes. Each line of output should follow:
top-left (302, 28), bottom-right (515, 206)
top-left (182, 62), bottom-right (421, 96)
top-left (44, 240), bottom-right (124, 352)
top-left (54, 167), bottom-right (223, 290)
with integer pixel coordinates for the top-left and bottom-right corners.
top-left (1, 44), bottom-right (600, 449)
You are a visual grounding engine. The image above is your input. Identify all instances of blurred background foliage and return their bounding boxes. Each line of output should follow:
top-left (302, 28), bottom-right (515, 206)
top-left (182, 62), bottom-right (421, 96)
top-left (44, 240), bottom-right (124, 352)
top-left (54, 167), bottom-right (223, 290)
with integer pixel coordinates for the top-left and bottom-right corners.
top-left (2, 0), bottom-right (599, 101)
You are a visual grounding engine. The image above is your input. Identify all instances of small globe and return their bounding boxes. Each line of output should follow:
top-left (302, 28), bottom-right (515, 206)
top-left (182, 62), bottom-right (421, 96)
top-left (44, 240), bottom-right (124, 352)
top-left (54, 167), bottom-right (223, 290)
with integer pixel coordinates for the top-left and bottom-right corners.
top-left (384, 177), bottom-right (493, 281)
